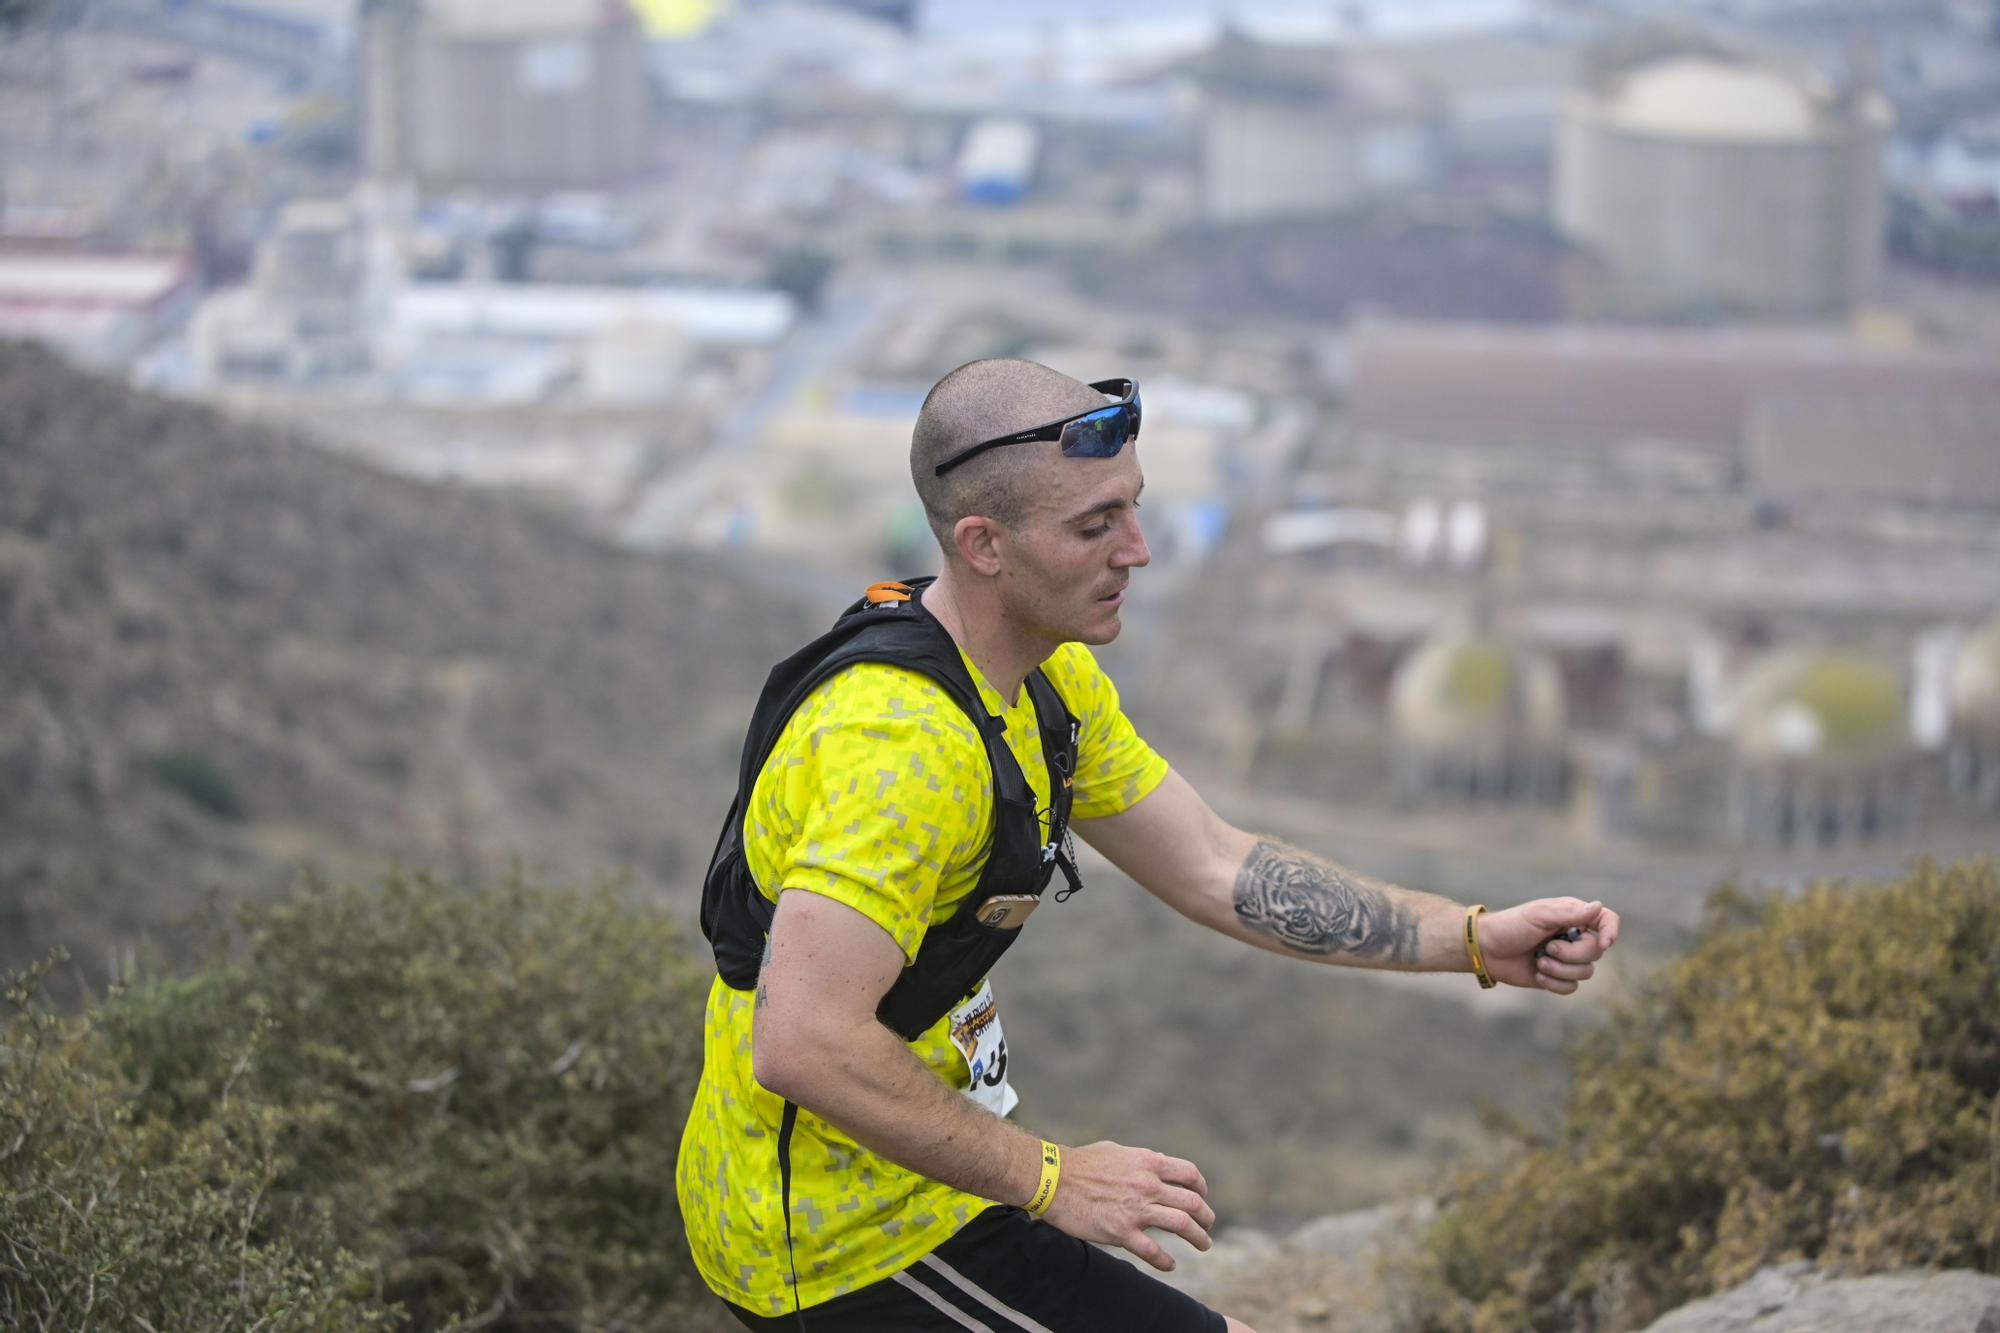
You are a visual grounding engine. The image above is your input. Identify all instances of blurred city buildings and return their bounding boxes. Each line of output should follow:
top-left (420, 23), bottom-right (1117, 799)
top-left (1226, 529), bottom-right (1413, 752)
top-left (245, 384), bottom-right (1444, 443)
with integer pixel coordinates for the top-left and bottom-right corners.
top-left (4, 0), bottom-right (1999, 860)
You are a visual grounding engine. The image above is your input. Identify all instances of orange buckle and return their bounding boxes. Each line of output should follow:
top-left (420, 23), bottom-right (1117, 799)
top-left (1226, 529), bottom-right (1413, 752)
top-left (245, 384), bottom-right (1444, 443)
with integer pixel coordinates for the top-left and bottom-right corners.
top-left (865, 580), bottom-right (913, 605)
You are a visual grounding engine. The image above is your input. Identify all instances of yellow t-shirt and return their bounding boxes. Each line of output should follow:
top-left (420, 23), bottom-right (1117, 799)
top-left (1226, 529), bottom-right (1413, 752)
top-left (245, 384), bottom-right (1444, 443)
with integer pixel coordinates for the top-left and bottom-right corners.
top-left (676, 639), bottom-right (1167, 1314)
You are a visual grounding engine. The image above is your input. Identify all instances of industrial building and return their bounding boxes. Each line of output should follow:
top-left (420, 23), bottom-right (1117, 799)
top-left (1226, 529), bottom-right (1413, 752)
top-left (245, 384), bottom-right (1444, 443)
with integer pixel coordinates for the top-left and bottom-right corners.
top-left (191, 196), bottom-right (376, 385)
top-left (360, 0), bottom-right (651, 192)
top-left (1345, 320), bottom-right (2000, 509)
top-left (1556, 50), bottom-right (1892, 320)
top-left (1182, 30), bottom-right (1445, 224)
top-left (1215, 555), bottom-right (1994, 849)
top-left (0, 248), bottom-right (199, 369)
top-left (1745, 393), bottom-right (2000, 508)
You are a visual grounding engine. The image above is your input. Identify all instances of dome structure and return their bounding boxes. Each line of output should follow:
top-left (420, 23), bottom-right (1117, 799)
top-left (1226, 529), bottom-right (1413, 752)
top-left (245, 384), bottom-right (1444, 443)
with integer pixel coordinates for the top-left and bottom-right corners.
top-left (1604, 57), bottom-right (1824, 143)
top-left (1389, 636), bottom-right (1567, 804)
top-left (1390, 637), bottom-right (1565, 750)
top-left (1555, 48), bottom-right (1891, 320)
top-left (1728, 652), bottom-right (1917, 847)
top-left (1734, 653), bottom-right (1908, 767)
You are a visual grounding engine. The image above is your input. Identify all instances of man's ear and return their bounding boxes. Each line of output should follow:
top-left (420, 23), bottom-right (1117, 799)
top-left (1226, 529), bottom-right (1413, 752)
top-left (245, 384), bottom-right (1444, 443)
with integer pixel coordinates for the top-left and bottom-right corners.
top-left (952, 514), bottom-right (1004, 577)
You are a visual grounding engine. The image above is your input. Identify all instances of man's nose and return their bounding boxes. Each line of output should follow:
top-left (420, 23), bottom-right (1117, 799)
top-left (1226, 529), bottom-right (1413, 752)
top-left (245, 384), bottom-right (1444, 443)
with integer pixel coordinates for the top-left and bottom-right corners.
top-left (1113, 511), bottom-right (1150, 569)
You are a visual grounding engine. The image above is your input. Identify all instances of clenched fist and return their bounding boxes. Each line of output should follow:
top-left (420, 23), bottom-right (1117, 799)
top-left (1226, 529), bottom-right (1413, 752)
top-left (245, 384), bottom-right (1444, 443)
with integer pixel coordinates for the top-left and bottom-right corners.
top-left (1478, 897), bottom-right (1621, 994)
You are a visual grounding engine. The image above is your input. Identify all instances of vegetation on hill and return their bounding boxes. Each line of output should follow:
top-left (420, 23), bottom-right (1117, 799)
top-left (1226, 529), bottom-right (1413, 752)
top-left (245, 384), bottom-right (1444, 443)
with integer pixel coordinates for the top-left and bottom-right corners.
top-left (1404, 857), bottom-right (2000, 1332)
top-left (0, 339), bottom-right (812, 985)
top-left (16, 860), bottom-right (1992, 1333)
top-left (1, 872), bottom-right (725, 1332)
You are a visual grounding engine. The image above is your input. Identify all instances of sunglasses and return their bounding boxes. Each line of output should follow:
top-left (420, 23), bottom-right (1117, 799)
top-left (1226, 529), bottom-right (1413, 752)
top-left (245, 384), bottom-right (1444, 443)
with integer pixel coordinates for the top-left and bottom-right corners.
top-left (932, 378), bottom-right (1141, 477)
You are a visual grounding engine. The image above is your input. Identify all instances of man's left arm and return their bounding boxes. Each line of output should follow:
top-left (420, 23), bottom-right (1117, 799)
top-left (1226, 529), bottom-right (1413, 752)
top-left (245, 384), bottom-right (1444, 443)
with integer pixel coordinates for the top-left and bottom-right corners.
top-left (1074, 768), bottom-right (1617, 993)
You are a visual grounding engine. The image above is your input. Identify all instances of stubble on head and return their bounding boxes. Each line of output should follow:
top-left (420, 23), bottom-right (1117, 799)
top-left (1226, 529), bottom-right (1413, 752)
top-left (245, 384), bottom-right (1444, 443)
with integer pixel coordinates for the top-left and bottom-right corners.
top-left (909, 358), bottom-right (1114, 563)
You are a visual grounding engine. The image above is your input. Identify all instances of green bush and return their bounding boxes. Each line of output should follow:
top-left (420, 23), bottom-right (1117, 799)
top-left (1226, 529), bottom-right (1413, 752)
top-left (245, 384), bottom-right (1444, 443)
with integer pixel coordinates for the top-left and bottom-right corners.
top-left (0, 956), bottom-right (392, 1331)
top-left (1407, 857), bottom-right (2000, 1332)
top-left (4, 870), bottom-right (724, 1332)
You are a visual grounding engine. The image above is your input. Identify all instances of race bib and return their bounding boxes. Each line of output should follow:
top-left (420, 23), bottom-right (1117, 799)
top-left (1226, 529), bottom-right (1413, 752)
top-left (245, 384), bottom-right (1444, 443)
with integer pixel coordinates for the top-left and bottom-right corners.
top-left (947, 979), bottom-right (1018, 1118)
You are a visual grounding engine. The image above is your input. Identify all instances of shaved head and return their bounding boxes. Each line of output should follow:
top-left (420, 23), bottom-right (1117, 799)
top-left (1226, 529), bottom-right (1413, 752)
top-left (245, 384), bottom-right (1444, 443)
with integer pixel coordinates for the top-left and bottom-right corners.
top-left (910, 358), bottom-right (1110, 555)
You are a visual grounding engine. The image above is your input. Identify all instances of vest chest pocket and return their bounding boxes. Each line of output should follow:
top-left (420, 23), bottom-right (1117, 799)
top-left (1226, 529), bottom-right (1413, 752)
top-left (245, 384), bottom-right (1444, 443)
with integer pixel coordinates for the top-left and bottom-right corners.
top-left (981, 789), bottom-right (1056, 895)
top-left (874, 900), bottom-right (1030, 1041)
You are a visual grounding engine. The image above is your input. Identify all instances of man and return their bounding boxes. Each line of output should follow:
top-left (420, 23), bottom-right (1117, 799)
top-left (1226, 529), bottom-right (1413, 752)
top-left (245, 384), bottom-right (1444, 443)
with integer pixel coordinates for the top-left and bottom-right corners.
top-left (677, 359), bottom-right (1619, 1332)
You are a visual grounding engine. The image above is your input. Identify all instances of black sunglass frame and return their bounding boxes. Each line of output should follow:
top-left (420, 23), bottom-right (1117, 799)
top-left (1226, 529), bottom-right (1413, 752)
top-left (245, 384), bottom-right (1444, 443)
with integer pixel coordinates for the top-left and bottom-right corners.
top-left (932, 378), bottom-right (1141, 477)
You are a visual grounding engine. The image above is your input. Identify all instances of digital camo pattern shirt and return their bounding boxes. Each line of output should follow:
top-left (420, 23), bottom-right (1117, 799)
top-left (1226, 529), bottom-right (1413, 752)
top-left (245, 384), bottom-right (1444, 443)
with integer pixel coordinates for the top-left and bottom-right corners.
top-left (676, 641), bottom-right (1168, 1313)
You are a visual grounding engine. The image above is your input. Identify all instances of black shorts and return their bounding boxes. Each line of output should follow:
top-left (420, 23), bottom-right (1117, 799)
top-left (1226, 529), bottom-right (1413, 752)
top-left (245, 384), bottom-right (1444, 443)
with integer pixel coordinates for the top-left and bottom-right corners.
top-left (722, 1205), bottom-right (1227, 1333)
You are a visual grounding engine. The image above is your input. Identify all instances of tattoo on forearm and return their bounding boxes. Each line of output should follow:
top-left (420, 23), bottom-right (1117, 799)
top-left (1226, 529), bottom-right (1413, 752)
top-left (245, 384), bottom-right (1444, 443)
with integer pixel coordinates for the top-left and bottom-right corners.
top-left (1231, 840), bottom-right (1416, 961)
top-left (756, 936), bottom-right (772, 1008)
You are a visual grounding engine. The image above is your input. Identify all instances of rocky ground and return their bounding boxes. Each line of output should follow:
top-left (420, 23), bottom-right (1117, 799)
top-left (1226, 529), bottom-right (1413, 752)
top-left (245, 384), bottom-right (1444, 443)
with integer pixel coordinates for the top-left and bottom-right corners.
top-left (1640, 1264), bottom-right (2000, 1333)
top-left (1158, 1208), bottom-right (2000, 1333)
top-left (1157, 1202), bottom-right (1429, 1333)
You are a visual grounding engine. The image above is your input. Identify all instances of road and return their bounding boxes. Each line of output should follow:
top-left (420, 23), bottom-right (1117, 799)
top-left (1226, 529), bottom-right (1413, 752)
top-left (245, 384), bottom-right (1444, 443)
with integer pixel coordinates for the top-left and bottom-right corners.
top-left (615, 274), bottom-right (901, 552)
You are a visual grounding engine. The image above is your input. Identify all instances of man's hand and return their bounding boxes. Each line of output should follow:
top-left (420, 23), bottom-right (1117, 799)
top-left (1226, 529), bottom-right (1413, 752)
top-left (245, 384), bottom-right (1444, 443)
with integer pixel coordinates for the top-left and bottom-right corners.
top-left (1477, 898), bottom-right (1620, 994)
top-left (1040, 1141), bottom-right (1217, 1273)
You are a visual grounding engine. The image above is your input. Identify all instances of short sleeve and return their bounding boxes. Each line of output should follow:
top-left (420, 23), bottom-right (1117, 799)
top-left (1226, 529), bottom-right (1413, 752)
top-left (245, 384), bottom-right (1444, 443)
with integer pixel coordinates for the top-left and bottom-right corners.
top-left (741, 664), bottom-right (993, 963)
top-left (1043, 642), bottom-right (1168, 820)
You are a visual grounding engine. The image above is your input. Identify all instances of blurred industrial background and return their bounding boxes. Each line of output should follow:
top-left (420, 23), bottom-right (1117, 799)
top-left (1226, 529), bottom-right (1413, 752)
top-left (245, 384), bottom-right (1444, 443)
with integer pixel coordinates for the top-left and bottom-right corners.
top-left (4, 0), bottom-right (2000, 1250)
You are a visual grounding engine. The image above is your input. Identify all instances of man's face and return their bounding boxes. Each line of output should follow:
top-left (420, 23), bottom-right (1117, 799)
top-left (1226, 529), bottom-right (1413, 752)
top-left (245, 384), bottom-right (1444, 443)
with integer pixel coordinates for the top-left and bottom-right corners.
top-left (992, 446), bottom-right (1150, 648)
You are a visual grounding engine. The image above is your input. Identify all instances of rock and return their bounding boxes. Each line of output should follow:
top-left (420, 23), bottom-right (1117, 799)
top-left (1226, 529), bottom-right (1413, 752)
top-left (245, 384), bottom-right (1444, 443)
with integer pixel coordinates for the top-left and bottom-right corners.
top-left (1285, 1200), bottom-right (1435, 1262)
top-left (1163, 1202), bottom-right (1433, 1333)
top-left (1151, 1225), bottom-right (1274, 1299)
top-left (1641, 1267), bottom-right (2000, 1333)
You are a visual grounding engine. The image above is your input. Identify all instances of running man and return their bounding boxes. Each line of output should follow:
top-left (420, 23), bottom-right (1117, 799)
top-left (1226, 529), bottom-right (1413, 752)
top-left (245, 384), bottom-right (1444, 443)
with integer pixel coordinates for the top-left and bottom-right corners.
top-left (677, 358), bottom-right (1620, 1332)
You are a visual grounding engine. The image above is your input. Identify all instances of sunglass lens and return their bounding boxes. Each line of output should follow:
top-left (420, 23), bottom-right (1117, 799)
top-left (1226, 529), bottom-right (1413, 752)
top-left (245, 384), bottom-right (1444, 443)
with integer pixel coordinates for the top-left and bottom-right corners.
top-left (1059, 406), bottom-right (1132, 459)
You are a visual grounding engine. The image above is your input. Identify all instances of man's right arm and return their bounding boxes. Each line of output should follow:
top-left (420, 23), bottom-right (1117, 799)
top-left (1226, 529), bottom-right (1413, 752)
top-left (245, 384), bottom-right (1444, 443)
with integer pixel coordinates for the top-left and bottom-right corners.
top-left (752, 887), bottom-right (1218, 1272)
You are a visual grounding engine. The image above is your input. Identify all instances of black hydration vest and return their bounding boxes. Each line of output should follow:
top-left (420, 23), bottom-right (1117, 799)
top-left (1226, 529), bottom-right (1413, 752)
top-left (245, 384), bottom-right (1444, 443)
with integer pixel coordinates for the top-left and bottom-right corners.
top-left (699, 576), bottom-right (1083, 1040)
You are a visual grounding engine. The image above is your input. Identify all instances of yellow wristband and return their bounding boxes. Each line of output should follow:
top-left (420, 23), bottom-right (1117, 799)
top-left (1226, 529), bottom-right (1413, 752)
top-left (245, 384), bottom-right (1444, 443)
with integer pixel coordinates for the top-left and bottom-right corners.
top-left (1025, 1140), bottom-right (1061, 1216)
top-left (1464, 904), bottom-right (1497, 990)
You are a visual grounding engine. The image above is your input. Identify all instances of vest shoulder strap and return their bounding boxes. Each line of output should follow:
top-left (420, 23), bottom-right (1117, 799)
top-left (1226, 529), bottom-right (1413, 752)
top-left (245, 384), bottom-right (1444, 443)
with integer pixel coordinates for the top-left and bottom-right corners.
top-left (731, 577), bottom-right (1002, 807)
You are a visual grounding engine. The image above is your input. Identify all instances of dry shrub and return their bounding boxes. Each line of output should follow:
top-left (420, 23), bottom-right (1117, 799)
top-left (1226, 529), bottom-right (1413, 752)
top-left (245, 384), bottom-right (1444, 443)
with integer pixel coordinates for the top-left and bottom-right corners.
top-left (1406, 857), bottom-right (2000, 1333)
top-left (0, 955), bottom-right (392, 1331)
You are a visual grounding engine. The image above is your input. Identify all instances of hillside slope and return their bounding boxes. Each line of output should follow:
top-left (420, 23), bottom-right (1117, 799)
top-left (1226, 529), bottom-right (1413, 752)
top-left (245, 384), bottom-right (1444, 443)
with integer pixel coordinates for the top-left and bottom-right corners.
top-left (0, 341), bottom-right (812, 977)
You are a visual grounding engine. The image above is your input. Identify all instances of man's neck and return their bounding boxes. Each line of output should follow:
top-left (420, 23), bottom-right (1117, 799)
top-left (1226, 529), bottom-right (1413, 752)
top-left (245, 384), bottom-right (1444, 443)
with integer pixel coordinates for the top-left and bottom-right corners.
top-left (922, 568), bottom-right (1049, 706)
